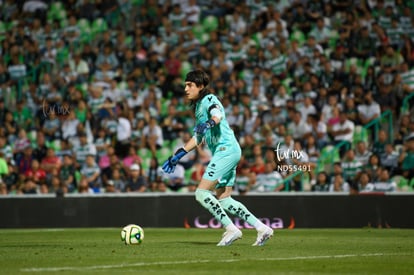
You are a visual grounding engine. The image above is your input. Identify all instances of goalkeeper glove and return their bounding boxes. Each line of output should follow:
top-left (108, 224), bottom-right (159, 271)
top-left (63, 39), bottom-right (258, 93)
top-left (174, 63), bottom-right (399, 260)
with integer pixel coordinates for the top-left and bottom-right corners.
top-left (162, 147), bottom-right (188, 173)
top-left (193, 119), bottom-right (216, 135)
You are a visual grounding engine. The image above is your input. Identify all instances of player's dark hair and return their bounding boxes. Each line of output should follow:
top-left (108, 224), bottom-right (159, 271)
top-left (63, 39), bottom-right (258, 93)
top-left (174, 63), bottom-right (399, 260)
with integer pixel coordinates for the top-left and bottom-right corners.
top-left (186, 70), bottom-right (213, 109)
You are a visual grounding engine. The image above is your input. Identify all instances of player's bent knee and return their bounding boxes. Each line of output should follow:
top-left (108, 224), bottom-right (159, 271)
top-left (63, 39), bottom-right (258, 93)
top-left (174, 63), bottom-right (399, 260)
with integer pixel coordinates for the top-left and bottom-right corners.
top-left (195, 188), bottom-right (208, 203)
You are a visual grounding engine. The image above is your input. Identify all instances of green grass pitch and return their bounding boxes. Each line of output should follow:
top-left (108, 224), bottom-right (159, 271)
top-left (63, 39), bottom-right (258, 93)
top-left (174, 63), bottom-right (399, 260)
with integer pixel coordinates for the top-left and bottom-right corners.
top-left (0, 228), bottom-right (413, 274)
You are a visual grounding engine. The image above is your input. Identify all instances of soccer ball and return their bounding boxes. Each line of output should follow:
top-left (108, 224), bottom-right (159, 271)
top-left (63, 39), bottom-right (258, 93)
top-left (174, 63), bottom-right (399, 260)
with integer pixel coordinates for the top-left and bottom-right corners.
top-left (121, 224), bottom-right (144, 245)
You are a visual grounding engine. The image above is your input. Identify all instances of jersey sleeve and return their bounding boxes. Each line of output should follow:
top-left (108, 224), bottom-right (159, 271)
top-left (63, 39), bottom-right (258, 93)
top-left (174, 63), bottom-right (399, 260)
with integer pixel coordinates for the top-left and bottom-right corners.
top-left (202, 95), bottom-right (225, 120)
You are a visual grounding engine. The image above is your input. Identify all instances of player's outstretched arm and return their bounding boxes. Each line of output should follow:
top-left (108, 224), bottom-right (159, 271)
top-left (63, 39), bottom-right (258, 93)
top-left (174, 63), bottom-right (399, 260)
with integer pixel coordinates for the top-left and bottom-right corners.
top-left (162, 136), bottom-right (198, 174)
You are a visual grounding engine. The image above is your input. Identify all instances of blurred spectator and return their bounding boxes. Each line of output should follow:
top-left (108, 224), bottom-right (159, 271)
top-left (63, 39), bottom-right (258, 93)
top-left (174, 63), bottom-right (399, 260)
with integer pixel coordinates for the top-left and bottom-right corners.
top-left (107, 168), bottom-right (127, 193)
top-left (311, 172), bottom-right (330, 192)
top-left (98, 145), bottom-right (116, 170)
top-left (304, 113), bottom-right (329, 150)
top-left (287, 110), bottom-right (308, 141)
top-left (32, 131), bottom-right (48, 162)
top-left (354, 171), bottom-right (375, 193)
top-left (163, 162), bottom-right (185, 192)
top-left (398, 135), bottom-right (414, 179)
top-left (372, 168), bottom-right (397, 192)
top-left (122, 145), bottom-right (142, 169)
top-left (352, 26), bottom-right (376, 60)
top-left (235, 163), bottom-right (256, 195)
top-left (77, 177), bottom-right (94, 194)
top-left (141, 116), bottom-right (163, 157)
top-left (12, 128), bottom-right (31, 158)
top-left (68, 52), bottom-right (90, 83)
top-left (0, 135), bottom-right (13, 162)
top-left (160, 104), bottom-right (185, 142)
top-left (380, 143), bottom-right (399, 175)
top-left (355, 141), bottom-right (372, 167)
top-left (16, 146), bottom-right (34, 175)
top-left (304, 135), bottom-right (320, 164)
top-left (25, 159), bottom-right (46, 185)
top-left (341, 149), bottom-right (363, 185)
top-left (95, 128), bottom-right (111, 158)
top-left (147, 157), bottom-right (164, 192)
top-left (80, 154), bottom-right (101, 193)
top-left (329, 174), bottom-right (350, 193)
top-left (4, 112), bottom-right (18, 144)
top-left (95, 43), bottom-right (119, 81)
top-left (126, 163), bottom-right (147, 192)
top-left (249, 144), bottom-right (265, 175)
top-left (372, 129), bottom-right (388, 155)
top-left (59, 154), bottom-right (77, 193)
top-left (42, 111), bottom-right (61, 141)
top-left (0, 182), bottom-right (7, 195)
top-left (365, 154), bottom-right (382, 182)
top-left (2, 162), bottom-right (18, 193)
top-left (73, 131), bottom-right (96, 169)
top-left (115, 111), bottom-right (131, 158)
top-left (62, 111), bottom-right (80, 141)
top-left (18, 178), bottom-right (38, 195)
top-left (254, 162), bottom-right (284, 192)
top-left (329, 110), bottom-right (355, 155)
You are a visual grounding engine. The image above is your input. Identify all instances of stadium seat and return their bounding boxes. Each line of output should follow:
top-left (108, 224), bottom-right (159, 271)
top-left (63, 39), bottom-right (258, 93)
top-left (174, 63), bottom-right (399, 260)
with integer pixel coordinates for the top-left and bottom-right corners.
top-left (353, 125), bottom-right (369, 146)
top-left (0, 21), bottom-right (6, 41)
top-left (47, 2), bottom-right (66, 21)
top-left (250, 33), bottom-right (260, 47)
top-left (131, 0), bottom-right (144, 6)
top-left (328, 29), bottom-right (338, 48)
top-left (168, 138), bottom-right (179, 151)
top-left (91, 18), bottom-right (108, 36)
top-left (180, 60), bottom-right (192, 80)
top-left (395, 176), bottom-right (410, 191)
top-left (282, 77), bottom-right (293, 95)
top-left (289, 28), bottom-right (306, 46)
top-left (184, 167), bottom-right (194, 184)
top-left (77, 18), bottom-right (90, 32)
top-left (56, 46), bottom-right (69, 66)
top-left (28, 130), bottom-right (37, 146)
top-left (192, 24), bottom-right (204, 40)
top-left (140, 157), bottom-right (151, 171)
top-left (75, 171), bottom-right (81, 184)
top-left (410, 178), bottom-right (414, 190)
top-left (202, 15), bottom-right (218, 33)
top-left (317, 145), bottom-right (340, 173)
top-left (77, 18), bottom-right (92, 43)
top-left (137, 148), bottom-right (152, 168)
top-left (155, 147), bottom-right (172, 162)
top-left (160, 98), bottom-right (170, 116)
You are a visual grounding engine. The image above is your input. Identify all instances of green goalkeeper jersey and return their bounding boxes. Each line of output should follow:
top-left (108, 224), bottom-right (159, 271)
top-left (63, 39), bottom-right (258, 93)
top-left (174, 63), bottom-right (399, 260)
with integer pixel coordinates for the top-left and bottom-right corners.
top-left (194, 94), bottom-right (239, 154)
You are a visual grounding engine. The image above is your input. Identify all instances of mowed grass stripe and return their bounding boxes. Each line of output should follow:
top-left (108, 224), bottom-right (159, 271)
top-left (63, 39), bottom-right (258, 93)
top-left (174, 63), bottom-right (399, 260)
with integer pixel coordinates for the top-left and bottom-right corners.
top-left (21, 253), bottom-right (405, 272)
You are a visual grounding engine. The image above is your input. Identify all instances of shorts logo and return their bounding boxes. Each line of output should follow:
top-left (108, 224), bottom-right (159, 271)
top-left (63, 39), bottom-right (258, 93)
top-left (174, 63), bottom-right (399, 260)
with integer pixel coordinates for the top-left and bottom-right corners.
top-left (208, 171), bottom-right (215, 177)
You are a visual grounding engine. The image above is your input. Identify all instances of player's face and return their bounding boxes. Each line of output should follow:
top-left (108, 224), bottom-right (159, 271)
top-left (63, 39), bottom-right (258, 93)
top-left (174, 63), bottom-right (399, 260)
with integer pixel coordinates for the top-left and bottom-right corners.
top-left (184, 81), bottom-right (203, 100)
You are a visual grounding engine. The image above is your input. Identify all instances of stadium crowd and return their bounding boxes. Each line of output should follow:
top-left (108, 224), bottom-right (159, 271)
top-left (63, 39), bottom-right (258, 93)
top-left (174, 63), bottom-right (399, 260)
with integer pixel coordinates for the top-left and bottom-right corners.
top-left (0, 0), bottom-right (414, 196)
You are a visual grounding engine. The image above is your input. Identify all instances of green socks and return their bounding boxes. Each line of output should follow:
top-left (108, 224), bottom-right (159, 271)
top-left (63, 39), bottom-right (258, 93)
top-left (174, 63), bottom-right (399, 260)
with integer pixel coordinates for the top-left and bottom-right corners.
top-left (219, 196), bottom-right (262, 229)
top-left (195, 189), bottom-right (233, 227)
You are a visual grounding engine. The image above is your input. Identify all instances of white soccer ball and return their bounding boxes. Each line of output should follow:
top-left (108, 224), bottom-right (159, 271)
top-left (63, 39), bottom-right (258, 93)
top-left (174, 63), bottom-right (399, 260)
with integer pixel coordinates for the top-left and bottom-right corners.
top-left (121, 224), bottom-right (144, 245)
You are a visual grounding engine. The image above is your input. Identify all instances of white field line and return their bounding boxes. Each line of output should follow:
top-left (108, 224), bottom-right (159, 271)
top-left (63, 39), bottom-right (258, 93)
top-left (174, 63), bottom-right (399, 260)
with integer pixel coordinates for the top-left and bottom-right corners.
top-left (21, 253), bottom-right (409, 272)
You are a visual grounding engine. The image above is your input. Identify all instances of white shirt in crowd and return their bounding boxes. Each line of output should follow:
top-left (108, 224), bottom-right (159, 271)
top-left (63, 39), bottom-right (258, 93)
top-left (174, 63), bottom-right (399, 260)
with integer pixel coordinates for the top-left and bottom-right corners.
top-left (331, 119), bottom-right (355, 142)
top-left (117, 117), bottom-right (131, 141)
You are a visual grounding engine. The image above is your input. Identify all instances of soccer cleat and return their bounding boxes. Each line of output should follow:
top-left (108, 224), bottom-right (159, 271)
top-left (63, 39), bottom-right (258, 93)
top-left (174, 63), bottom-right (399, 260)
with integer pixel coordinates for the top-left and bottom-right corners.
top-left (217, 229), bottom-right (243, 246)
top-left (252, 226), bottom-right (274, 246)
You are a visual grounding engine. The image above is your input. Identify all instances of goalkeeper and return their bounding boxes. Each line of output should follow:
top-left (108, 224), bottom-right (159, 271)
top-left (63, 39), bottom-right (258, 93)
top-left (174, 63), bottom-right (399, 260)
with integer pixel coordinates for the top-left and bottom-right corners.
top-left (162, 70), bottom-right (273, 246)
